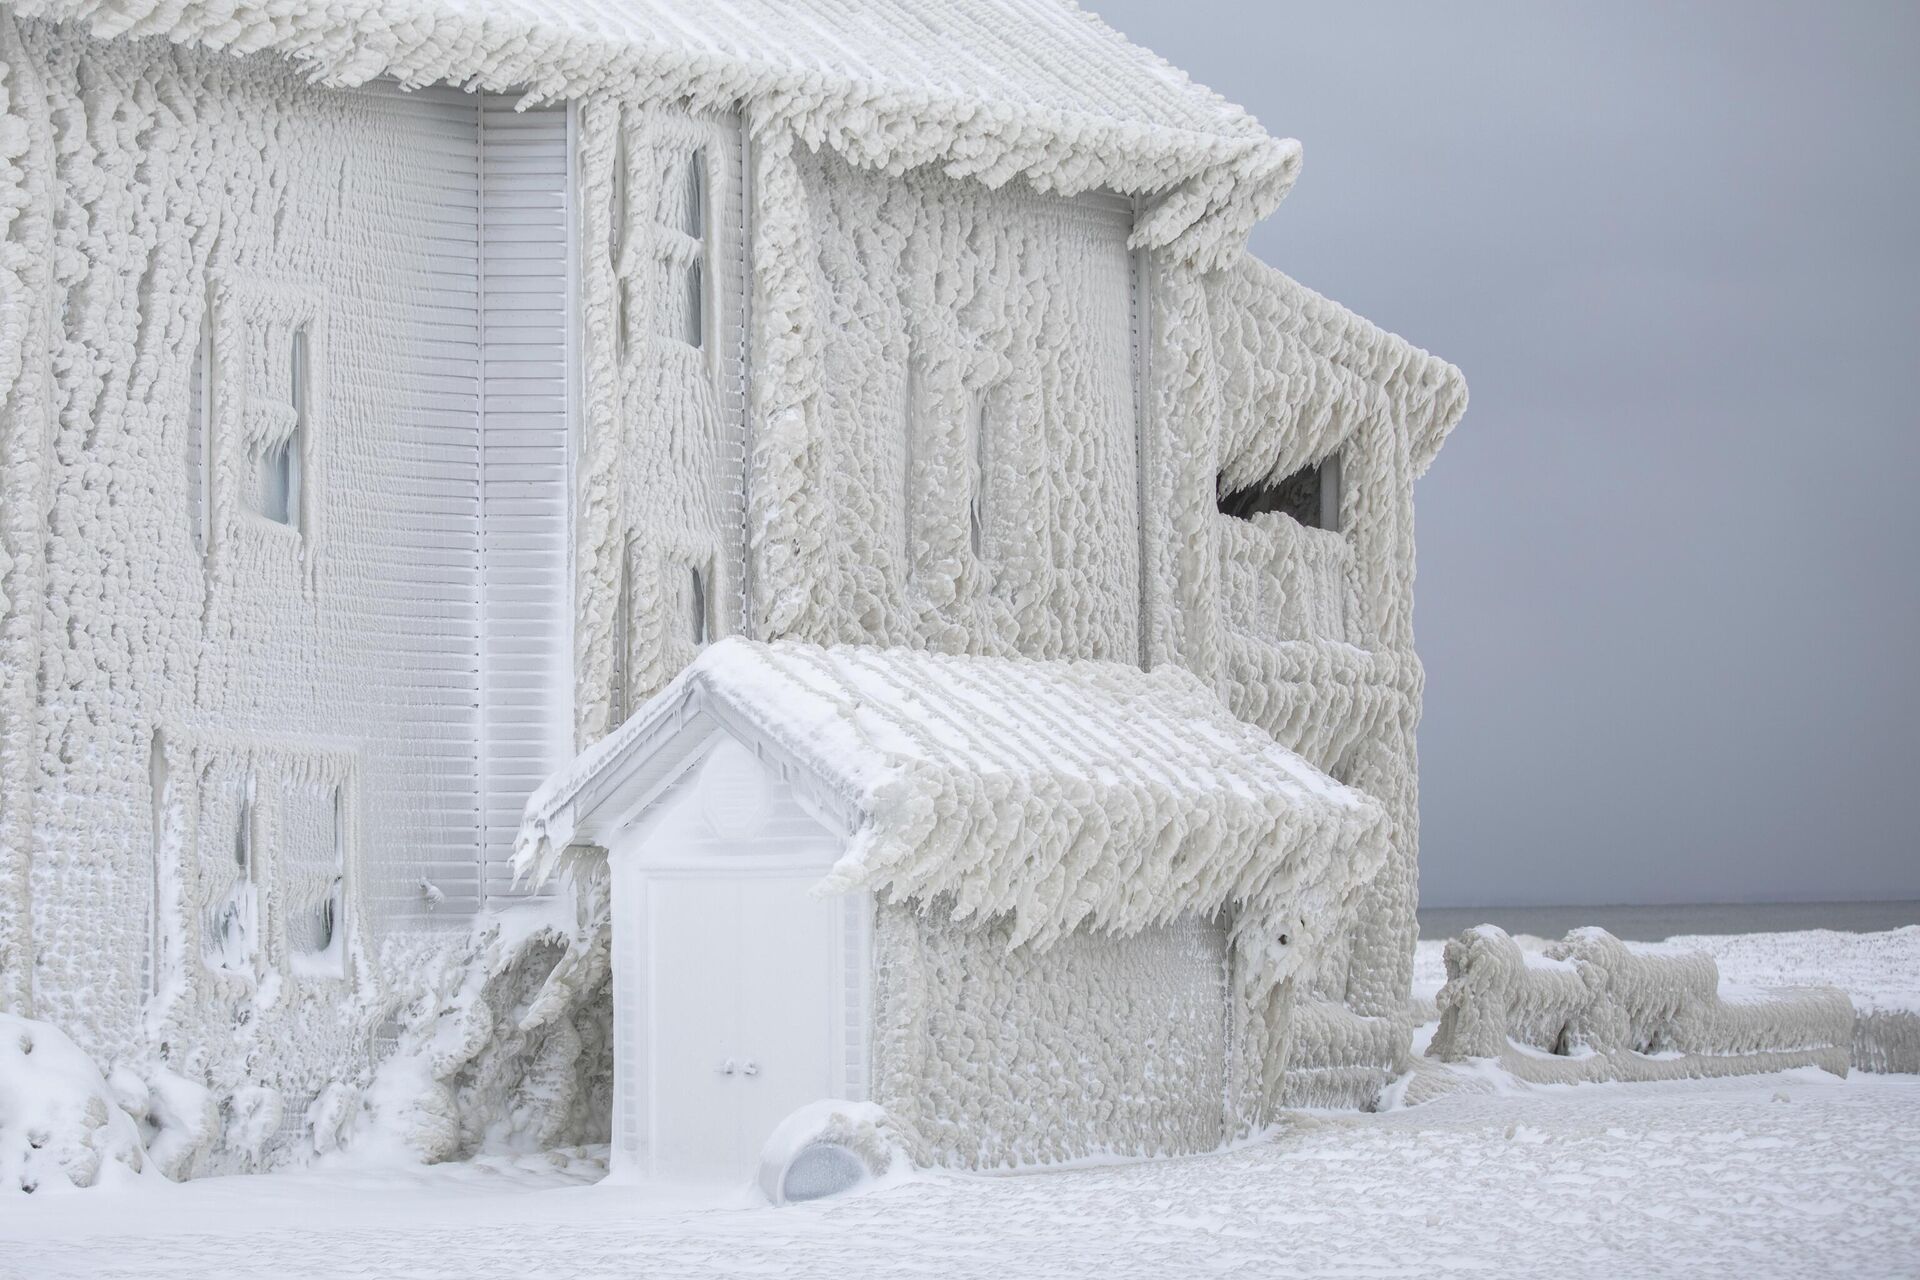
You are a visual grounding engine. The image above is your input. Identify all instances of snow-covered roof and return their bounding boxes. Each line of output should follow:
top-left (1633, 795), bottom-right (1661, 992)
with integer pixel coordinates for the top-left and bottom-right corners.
top-left (517, 638), bottom-right (1389, 993)
top-left (1212, 257), bottom-right (1469, 488)
top-left (15, 0), bottom-right (1301, 268)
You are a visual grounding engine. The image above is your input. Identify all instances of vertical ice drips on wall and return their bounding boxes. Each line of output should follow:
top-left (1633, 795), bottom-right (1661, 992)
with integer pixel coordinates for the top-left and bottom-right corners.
top-left (0, 4), bottom-right (1475, 1173)
top-left (1144, 253), bottom-right (1466, 1108)
top-left (748, 145), bottom-right (1141, 664)
top-left (0, 10), bottom-right (55, 1019)
top-left (0, 22), bottom-right (570, 1170)
top-left (573, 100), bottom-right (745, 744)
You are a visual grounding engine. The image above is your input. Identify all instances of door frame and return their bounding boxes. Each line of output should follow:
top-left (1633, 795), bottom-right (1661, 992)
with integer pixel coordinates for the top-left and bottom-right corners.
top-left (607, 834), bottom-right (873, 1180)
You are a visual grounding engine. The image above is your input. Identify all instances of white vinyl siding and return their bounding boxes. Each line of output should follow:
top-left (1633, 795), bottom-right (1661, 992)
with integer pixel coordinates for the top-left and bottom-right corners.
top-left (346, 82), bottom-right (487, 922)
top-left (478, 96), bottom-right (575, 904)
top-left (336, 83), bottom-right (573, 919)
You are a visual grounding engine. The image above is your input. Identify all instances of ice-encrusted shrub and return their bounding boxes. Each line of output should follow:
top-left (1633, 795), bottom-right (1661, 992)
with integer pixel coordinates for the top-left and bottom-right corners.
top-left (364, 878), bottom-right (612, 1163)
top-left (0, 1013), bottom-right (149, 1193)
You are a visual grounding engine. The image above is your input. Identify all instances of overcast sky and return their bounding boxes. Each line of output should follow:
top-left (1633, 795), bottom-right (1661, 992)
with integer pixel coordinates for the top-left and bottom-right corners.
top-left (1088, 1), bottom-right (1920, 906)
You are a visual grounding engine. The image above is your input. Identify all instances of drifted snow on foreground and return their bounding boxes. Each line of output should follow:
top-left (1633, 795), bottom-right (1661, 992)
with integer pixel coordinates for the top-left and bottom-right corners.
top-left (1, 1071), bottom-right (1914, 1279)
top-left (1, 929), bottom-right (1914, 1277)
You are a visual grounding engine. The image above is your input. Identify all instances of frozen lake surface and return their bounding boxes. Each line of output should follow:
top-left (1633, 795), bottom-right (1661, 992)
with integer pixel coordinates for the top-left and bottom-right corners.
top-left (1418, 899), bottom-right (1920, 940)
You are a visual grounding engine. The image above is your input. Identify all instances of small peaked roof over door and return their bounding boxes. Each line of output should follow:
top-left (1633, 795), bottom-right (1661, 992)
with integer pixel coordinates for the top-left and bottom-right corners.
top-left (517, 639), bottom-right (1390, 995)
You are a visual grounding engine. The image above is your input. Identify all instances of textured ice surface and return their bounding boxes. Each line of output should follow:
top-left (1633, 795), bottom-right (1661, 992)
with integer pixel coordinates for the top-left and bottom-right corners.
top-left (1416, 926), bottom-right (1920, 1075)
top-left (523, 638), bottom-right (1387, 994)
top-left (1645, 927), bottom-right (1920, 1075)
top-left (0, 19), bottom-right (522, 1173)
top-left (872, 904), bottom-right (1239, 1166)
top-left (10, 0), bottom-right (1300, 269)
top-left (363, 890), bottom-right (612, 1165)
top-left (524, 637), bottom-right (1390, 1157)
top-left (1429, 925), bottom-right (1853, 1084)
top-left (1139, 251), bottom-right (1466, 1108)
top-left (1, 0), bottom-right (1472, 1180)
top-left (4, 1070), bottom-right (1917, 1278)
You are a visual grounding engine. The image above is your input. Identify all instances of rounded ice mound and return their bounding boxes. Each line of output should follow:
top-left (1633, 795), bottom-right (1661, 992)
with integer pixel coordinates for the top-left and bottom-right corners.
top-left (0, 1013), bottom-right (149, 1193)
top-left (756, 1100), bottom-right (905, 1205)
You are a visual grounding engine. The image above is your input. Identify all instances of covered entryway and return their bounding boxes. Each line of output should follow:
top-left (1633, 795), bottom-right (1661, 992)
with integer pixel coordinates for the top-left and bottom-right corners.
top-left (596, 735), bottom-right (870, 1183)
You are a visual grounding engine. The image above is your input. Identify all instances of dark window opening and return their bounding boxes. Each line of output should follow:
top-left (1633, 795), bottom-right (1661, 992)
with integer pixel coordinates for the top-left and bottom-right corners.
top-left (612, 542), bottom-right (634, 725)
top-left (690, 564), bottom-right (710, 646)
top-left (1217, 452), bottom-right (1341, 532)
top-left (969, 390), bottom-right (992, 558)
top-left (253, 327), bottom-right (306, 529)
top-left (684, 257), bottom-right (704, 350)
top-left (684, 147), bottom-right (706, 238)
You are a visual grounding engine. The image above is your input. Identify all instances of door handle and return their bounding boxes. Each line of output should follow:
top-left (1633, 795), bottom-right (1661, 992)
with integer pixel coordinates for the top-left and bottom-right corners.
top-left (742, 1060), bottom-right (760, 1077)
top-left (718, 1058), bottom-right (736, 1076)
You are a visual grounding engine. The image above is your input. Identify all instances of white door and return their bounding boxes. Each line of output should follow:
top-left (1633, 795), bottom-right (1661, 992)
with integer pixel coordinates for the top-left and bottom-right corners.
top-left (733, 875), bottom-right (839, 1158)
top-left (647, 876), bottom-right (741, 1180)
top-left (646, 872), bottom-right (839, 1181)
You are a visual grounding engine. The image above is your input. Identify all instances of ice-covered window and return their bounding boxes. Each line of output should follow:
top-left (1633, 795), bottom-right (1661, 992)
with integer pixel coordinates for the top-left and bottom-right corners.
top-left (1218, 451), bottom-right (1342, 532)
top-left (203, 778), bottom-right (259, 976)
top-left (608, 126), bottom-right (627, 270)
top-left (612, 540), bottom-right (635, 727)
top-left (188, 319), bottom-right (211, 556)
top-left (610, 125), bottom-right (630, 362)
top-left (284, 782), bottom-right (347, 980)
top-left (250, 327), bottom-right (306, 529)
top-left (658, 148), bottom-right (708, 351)
top-left (690, 565), bottom-right (710, 647)
top-left (682, 147), bottom-right (704, 237)
top-left (683, 257), bottom-right (705, 349)
top-left (148, 730), bottom-right (170, 997)
top-left (970, 389), bottom-right (995, 558)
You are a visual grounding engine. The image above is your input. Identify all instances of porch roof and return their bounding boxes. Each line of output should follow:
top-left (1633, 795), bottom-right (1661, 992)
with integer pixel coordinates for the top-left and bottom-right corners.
top-left (517, 638), bottom-right (1388, 993)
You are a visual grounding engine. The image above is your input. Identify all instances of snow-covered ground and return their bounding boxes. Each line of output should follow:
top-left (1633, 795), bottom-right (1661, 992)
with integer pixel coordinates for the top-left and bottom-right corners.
top-left (5, 929), bottom-right (1916, 1279)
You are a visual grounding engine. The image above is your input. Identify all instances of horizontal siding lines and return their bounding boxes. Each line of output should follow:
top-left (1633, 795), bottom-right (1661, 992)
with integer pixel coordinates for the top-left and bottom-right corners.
top-left (478, 95), bottom-right (573, 906)
top-left (351, 82), bottom-right (490, 927)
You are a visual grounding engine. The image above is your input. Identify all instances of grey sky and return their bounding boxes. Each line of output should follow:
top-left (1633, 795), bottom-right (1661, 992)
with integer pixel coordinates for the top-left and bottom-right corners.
top-left (1089, 1), bottom-right (1920, 906)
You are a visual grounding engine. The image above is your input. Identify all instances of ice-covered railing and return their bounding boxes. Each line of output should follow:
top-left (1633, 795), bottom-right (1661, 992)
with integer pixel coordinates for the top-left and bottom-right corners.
top-left (1429, 925), bottom-right (1853, 1083)
top-left (1216, 513), bottom-right (1354, 647)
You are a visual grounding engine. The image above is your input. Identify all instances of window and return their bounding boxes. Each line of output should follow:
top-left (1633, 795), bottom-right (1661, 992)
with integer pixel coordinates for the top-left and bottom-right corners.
top-left (203, 778), bottom-right (258, 975)
top-left (690, 565), bottom-right (710, 646)
top-left (148, 730), bottom-right (169, 998)
top-left (286, 783), bottom-right (347, 980)
top-left (659, 148), bottom-right (708, 350)
top-left (682, 147), bottom-right (704, 237)
top-left (610, 125), bottom-right (629, 362)
top-left (1218, 451), bottom-right (1341, 532)
top-left (251, 327), bottom-right (306, 529)
top-left (608, 126), bottom-right (627, 268)
top-left (207, 277), bottom-right (324, 543)
top-left (188, 319), bottom-right (211, 555)
top-left (611, 541), bottom-right (635, 727)
top-left (970, 389), bottom-right (994, 558)
top-left (683, 257), bottom-right (705, 349)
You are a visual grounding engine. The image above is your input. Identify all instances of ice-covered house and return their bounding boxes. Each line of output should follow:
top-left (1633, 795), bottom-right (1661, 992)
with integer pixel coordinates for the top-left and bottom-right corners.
top-left (0, 0), bottom-right (1469, 1184)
